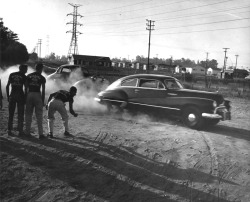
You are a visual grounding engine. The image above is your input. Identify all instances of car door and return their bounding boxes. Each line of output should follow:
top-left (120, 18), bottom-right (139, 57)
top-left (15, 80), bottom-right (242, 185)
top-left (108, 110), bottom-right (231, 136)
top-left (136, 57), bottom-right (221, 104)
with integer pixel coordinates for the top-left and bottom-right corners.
top-left (134, 78), bottom-right (166, 107)
top-left (119, 77), bottom-right (138, 102)
top-left (134, 78), bottom-right (180, 113)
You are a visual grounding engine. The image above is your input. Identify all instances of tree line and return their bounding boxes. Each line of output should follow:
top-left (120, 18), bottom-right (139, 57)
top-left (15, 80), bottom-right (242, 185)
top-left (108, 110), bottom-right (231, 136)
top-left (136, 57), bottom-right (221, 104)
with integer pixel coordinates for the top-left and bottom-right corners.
top-left (112, 55), bottom-right (219, 69)
top-left (0, 20), bottom-right (29, 68)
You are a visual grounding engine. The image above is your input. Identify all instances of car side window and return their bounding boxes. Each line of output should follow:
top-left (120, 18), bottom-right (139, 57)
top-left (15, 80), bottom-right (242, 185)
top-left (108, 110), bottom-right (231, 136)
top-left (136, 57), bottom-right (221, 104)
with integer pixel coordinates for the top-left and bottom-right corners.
top-left (121, 78), bottom-right (138, 87)
top-left (158, 82), bottom-right (165, 89)
top-left (165, 79), bottom-right (179, 89)
top-left (62, 67), bottom-right (71, 73)
top-left (139, 79), bottom-right (160, 89)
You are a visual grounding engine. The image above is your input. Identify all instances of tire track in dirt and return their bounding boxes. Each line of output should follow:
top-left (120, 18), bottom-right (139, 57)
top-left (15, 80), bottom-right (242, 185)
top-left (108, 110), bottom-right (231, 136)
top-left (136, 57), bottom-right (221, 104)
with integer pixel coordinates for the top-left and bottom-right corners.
top-left (0, 135), bottom-right (186, 201)
top-left (199, 131), bottom-right (219, 177)
top-left (197, 130), bottom-right (246, 201)
top-left (93, 127), bottom-right (231, 202)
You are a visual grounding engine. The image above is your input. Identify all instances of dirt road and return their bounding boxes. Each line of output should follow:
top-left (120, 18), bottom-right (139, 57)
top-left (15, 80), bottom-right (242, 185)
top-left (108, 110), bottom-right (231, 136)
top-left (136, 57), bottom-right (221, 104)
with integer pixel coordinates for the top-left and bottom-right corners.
top-left (0, 97), bottom-right (250, 202)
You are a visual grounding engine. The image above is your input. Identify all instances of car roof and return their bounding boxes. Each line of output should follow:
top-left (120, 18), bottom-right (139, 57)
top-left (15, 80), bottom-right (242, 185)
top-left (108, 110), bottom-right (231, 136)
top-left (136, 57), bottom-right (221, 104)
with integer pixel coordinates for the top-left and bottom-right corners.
top-left (120, 74), bottom-right (176, 80)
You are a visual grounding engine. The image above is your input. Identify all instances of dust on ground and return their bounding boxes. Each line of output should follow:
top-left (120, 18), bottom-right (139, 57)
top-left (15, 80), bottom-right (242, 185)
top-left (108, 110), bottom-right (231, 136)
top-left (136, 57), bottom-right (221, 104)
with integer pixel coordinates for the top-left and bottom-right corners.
top-left (0, 97), bottom-right (250, 202)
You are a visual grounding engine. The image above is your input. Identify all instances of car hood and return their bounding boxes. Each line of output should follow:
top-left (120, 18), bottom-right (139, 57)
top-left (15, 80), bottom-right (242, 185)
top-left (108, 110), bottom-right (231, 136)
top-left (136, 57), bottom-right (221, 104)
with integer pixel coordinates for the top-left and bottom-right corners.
top-left (174, 89), bottom-right (224, 104)
top-left (46, 72), bottom-right (56, 79)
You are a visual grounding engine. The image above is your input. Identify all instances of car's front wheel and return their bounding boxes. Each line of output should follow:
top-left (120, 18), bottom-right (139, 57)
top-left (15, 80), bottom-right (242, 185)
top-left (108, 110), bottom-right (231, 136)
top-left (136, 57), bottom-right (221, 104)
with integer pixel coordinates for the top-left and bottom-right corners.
top-left (182, 106), bottom-right (204, 129)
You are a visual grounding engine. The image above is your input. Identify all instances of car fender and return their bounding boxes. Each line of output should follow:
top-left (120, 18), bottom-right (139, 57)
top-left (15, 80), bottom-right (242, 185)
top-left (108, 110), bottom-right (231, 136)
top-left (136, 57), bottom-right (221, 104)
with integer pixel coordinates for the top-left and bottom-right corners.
top-left (179, 97), bottom-right (215, 113)
top-left (101, 89), bottom-right (128, 101)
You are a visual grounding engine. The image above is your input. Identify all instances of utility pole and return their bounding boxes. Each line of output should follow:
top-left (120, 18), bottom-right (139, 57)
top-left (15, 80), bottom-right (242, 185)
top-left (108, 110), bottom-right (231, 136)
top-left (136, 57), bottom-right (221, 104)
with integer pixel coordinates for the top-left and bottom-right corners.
top-left (146, 19), bottom-right (155, 74)
top-left (67, 3), bottom-right (83, 58)
top-left (38, 39), bottom-right (42, 59)
top-left (222, 48), bottom-right (230, 78)
top-left (205, 52), bottom-right (209, 88)
top-left (46, 35), bottom-right (50, 58)
top-left (235, 54), bottom-right (239, 70)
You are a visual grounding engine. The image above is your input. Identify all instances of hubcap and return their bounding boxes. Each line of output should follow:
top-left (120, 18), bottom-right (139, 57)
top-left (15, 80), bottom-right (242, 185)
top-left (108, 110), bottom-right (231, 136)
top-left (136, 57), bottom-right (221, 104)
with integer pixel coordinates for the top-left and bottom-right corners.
top-left (188, 113), bottom-right (196, 122)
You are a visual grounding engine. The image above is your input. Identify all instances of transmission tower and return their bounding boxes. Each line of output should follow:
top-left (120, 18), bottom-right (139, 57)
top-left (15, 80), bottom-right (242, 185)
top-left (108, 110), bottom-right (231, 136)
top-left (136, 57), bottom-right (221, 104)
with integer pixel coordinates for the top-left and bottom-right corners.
top-left (66, 3), bottom-right (83, 57)
top-left (38, 39), bottom-right (42, 58)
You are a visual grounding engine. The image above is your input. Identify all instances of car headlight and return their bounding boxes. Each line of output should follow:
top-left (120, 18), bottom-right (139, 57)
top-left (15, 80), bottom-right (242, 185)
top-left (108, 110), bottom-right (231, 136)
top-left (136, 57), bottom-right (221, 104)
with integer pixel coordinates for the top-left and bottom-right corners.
top-left (213, 101), bottom-right (217, 108)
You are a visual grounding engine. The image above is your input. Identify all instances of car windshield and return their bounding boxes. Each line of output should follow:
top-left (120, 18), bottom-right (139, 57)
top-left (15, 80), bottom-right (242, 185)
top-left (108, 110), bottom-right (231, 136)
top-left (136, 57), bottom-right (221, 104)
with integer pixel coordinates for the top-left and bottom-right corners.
top-left (106, 79), bottom-right (121, 90)
top-left (164, 79), bottom-right (183, 89)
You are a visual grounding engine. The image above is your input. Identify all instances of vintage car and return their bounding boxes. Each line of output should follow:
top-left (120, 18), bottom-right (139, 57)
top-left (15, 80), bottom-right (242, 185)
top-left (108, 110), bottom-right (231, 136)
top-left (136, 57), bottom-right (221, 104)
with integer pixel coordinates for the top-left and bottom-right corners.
top-left (46, 64), bottom-right (90, 85)
top-left (73, 75), bottom-right (109, 94)
top-left (94, 74), bottom-right (231, 129)
top-left (46, 64), bottom-right (108, 93)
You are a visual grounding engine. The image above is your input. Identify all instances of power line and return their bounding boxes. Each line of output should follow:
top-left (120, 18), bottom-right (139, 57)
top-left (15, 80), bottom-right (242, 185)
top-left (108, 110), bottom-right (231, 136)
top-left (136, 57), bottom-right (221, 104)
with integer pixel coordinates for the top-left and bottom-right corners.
top-left (85, 7), bottom-right (250, 27)
top-left (85, 0), bottom-right (187, 17)
top-left (98, 25), bottom-right (250, 36)
top-left (84, 0), bottom-right (235, 24)
top-left (154, 25), bottom-right (250, 35)
top-left (156, 6), bottom-right (250, 23)
top-left (157, 17), bottom-right (250, 30)
top-left (83, 16), bottom-right (250, 35)
top-left (84, 0), bottom-right (153, 15)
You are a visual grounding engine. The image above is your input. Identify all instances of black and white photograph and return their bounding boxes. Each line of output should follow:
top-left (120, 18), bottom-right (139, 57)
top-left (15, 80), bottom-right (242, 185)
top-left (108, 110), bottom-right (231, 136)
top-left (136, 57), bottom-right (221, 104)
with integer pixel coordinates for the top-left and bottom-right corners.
top-left (0, 0), bottom-right (250, 201)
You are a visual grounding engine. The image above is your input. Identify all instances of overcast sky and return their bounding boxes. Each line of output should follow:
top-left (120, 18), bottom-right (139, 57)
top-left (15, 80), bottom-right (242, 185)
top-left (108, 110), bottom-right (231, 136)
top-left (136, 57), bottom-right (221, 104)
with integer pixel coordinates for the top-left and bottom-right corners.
top-left (1, 0), bottom-right (250, 68)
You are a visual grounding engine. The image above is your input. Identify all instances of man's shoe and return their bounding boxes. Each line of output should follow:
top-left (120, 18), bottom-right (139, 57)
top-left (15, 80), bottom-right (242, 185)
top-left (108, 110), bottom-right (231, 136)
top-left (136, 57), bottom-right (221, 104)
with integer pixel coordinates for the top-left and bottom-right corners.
top-left (64, 131), bottom-right (73, 136)
top-left (39, 135), bottom-right (46, 139)
top-left (47, 132), bottom-right (54, 138)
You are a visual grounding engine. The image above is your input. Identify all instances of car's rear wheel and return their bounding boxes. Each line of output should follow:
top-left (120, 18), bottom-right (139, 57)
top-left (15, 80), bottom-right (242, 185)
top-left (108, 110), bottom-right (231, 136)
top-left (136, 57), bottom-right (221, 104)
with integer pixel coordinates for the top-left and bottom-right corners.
top-left (104, 102), bottom-right (123, 114)
top-left (182, 106), bottom-right (204, 129)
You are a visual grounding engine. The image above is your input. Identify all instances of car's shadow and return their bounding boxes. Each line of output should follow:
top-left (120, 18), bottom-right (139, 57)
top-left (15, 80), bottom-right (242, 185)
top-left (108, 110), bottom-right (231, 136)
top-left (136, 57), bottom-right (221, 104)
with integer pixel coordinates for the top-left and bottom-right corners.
top-left (119, 111), bottom-right (250, 142)
top-left (203, 124), bottom-right (250, 141)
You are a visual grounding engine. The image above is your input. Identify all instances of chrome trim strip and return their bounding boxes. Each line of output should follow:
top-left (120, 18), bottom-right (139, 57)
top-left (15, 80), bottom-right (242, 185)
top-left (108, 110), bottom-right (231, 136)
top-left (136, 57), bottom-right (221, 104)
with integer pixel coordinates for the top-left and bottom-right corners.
top-left (101, 98), bottom-right (124, 103)
top-left (101, 98), bottom-right (180, 111)
top-left (202, 113), bottom-right (222, 119)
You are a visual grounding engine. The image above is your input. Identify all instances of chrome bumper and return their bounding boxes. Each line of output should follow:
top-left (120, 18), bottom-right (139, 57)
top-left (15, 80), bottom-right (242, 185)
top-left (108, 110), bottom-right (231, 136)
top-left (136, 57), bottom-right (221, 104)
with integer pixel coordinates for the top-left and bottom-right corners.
top-left (202, 106), bottom-right (231, 121)
top-left (94, 97), bottom-right (101, 102)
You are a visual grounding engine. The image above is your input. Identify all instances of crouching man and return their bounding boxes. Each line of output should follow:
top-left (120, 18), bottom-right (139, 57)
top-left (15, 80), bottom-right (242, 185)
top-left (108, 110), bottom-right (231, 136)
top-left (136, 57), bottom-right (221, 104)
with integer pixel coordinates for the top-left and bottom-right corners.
top-left (46, 86), bottom-right (78, 138)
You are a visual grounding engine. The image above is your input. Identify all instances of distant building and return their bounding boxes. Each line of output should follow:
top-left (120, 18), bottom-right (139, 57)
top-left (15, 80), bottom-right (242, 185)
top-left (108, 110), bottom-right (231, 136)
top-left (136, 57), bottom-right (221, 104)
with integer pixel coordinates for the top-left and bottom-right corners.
top-left (68, 54), bottom-right (112, 67)
top-left (191, 65), bottom-right (206, 75)
top-left (155, 64), bottom-right (176, 73)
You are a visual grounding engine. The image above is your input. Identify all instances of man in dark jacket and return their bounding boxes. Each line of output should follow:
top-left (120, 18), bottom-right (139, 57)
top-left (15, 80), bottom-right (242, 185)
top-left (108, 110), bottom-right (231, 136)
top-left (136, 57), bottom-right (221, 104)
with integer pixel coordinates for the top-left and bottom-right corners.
top-left (25, 63), bottom-right (46, 139)
top-left (6, 64), bottom-right (28, 136)
top-left (46, 86), bottom-right (78, 138)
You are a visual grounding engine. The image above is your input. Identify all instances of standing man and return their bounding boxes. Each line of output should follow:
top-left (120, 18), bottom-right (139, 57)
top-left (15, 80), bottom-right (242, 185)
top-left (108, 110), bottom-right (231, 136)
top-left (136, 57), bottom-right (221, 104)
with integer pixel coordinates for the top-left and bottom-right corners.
top-left (6, 64), bottom-right (28, 136)
top-left (46, 86), bottom-right (78, 138)
top-left (25, 63), bottom-right (46, 139)
top-left (0, 78), bottom-right (3, 109)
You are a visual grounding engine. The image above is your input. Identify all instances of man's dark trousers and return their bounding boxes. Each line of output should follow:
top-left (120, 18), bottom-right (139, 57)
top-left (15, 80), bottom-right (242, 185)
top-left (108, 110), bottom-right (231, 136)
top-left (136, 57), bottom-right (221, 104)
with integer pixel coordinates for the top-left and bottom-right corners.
top-left (8, 94), bottom-right (25, 132)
